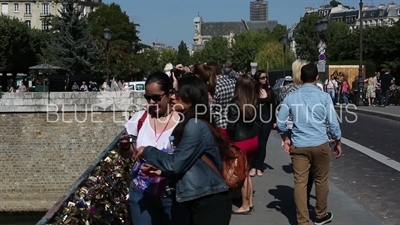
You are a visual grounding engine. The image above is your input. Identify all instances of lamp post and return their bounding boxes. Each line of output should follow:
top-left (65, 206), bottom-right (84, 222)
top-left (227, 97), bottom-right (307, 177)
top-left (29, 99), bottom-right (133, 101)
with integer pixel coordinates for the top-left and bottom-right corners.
top-left (280, 34), bottom-right (288, 77)
top-left (316, 18), bottom-right (329, 82)
top-left (356, 0), bottom-right (365, 106)
top-left (103, 28), bottom-right (111, 83)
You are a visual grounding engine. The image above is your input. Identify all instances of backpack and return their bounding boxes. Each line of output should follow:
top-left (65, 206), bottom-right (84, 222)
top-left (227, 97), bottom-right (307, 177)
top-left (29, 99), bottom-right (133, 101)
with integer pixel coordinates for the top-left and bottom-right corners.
top-left (201, 122), bottom-right (248, 190)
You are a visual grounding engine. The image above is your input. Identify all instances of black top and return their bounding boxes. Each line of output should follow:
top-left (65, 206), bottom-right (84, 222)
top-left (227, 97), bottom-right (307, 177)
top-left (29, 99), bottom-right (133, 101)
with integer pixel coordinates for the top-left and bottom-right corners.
top-left (258, 90), bottom-right (276, 124)
top-left (380, 73), bottom-right (393, 91)
top-left (226, 101), bottom-right (260, 142)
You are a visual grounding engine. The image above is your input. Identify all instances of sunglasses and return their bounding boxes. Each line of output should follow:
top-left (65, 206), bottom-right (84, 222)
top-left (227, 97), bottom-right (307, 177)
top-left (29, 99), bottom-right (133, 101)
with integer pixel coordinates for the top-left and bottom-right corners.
top-left (259, 76), bottom-right (268, 80)
top-left (143, 93), bottom-right (166, 102)
top-left (169, 89), bottom-right (181, 98)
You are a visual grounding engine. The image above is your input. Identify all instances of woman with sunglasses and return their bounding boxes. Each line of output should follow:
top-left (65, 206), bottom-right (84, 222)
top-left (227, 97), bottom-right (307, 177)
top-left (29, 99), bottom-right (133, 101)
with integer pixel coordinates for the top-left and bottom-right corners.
top-left (119, 71), bottom-right (189, 225)
top-left (135, 76), bottom-right (232, 225)
top-left (249, 70), bottom-right (276, 177)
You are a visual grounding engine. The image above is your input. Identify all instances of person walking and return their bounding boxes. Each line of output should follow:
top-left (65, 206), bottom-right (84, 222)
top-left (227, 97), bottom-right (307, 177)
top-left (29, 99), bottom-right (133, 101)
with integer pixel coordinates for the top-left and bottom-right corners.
top-left (276, 64), bottom-right (343, 225)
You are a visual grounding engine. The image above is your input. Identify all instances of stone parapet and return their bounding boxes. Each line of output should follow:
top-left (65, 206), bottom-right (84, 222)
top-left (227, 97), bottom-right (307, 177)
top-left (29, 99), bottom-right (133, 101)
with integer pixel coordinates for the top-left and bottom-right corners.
top-left (0, 92), bottom-right (147, 112)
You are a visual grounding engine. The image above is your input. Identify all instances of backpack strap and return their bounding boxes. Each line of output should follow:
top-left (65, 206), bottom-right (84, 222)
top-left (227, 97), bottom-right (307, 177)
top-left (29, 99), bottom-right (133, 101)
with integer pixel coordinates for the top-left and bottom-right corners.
top-left (137, 111), bottom-right (148, 133)
top-left (201, 155), bottom-right (221, 177)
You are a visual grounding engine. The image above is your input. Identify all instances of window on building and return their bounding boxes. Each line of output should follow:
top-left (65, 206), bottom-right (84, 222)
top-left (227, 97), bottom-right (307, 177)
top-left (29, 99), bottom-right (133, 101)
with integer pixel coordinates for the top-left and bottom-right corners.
top-left (388, 19), bottom-right (394, 26)
top-left (41, 3), bottom-right (50, 15)
top-left (25, 3), bottom-right (31, 15)
top-left (25, 20), bottom-right (31, 28)
top-left (41, 20), bottom-right (49, 30)
top-left (14, 3), bottom-right (19, 12)
top-left (1, 3), bottom-right (9, 16)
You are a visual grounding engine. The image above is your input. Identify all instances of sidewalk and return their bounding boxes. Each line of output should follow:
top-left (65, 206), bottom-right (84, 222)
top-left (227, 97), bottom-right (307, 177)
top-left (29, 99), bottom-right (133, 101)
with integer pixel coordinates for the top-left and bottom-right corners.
top-left (230, 133), bottom-right (382, 225)
top-left (335, 105), bottom-right (400, 121)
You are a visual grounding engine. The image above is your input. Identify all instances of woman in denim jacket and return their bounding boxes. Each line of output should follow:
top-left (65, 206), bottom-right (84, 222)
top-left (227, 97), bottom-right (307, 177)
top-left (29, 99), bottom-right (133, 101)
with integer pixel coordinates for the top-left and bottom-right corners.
top-left (136, 76), bottom-right (232, 225)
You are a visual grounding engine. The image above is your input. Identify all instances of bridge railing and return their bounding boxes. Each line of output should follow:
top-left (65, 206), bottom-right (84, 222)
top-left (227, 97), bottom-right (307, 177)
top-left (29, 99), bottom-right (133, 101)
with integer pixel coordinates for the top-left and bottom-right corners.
top-left (36, 130), bottom-right (135, 225)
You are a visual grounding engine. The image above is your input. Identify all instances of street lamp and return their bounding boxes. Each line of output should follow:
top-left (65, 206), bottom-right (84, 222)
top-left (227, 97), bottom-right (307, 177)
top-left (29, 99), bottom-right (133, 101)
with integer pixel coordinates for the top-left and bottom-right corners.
top-left (356, 0), bottom-right (365, 106)
top-left (280, 34), bottom-right (289, 76)
top-left (103, 28), bottom-right (111, 83)
top-left (316, 18), bottom-right (329, 82)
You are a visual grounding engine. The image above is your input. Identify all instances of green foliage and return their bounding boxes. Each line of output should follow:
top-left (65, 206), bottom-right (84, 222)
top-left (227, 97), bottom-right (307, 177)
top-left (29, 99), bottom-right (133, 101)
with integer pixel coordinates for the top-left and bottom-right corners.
top-left (159, 49), bottom-right (177, 68)
top-left (176, 41), bottom-right (191, 65)
top-left (231, 30), bottom-right (270, 70)
top-left (255, 42), bottom-right (295, 70)
top-left (0, 17), bottom-right (46, 73)
top-left (201, 36), bottom-right (229, 64)
top-left (88, 3), bottom-right (139, 45)
top-left (270, 24), bottom-right (288, 41)
top-left (294, 13), bottom-right (320, 61)
top-left (325, 21), bottom-right (357, 61)
top-left (190, 50), bottom-right (203, 64)
top-left (41, 0), bottom-right (99, 76)
top-left (87, 2), bottom-right (141, 79)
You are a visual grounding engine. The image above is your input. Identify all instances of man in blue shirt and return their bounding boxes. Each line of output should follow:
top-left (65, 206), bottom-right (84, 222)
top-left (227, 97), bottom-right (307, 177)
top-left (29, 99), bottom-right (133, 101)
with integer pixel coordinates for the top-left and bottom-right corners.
top-left (277, 63), bottom-right (342, 225)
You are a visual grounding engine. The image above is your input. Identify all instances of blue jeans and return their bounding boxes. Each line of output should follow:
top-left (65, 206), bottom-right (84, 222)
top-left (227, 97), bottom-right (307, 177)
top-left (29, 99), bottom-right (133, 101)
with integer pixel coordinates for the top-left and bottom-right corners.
top-left (327, 88), bottom-right (336, 104)
top-left (130, 185), bottom-right (189, 225)
top-left (342, 92), bottom-right (349, 104)
top-left (380, 89), bottom-right (391, 106)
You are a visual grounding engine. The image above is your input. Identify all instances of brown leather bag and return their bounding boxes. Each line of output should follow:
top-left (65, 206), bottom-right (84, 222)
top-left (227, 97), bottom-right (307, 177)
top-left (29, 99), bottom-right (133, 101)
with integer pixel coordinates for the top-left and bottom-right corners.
top-left (201, 123), bottom-right (248, 191)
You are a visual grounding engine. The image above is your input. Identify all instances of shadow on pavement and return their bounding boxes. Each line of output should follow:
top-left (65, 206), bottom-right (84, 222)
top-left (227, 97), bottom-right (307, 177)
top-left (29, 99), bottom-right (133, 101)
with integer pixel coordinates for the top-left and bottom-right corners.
top-left (282, 164), bottom-right (294, 174)
top-left (263, 163), bottom-right (274, 171)
top-left (266, 185), bottom-right (298, 225)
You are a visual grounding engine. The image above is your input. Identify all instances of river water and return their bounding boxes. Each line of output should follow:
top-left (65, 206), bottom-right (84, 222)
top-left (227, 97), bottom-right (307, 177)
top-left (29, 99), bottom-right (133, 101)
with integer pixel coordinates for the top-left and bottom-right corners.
top-left (0, 212), bottom-right (44, 225)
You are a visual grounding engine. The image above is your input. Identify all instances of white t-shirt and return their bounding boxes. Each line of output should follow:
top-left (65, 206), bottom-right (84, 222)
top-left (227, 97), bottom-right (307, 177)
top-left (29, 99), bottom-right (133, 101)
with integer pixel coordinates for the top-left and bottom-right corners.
top-left (125, 110), bottom-right (176, 151)
top-left (324, 79), bottom-right (338, 89)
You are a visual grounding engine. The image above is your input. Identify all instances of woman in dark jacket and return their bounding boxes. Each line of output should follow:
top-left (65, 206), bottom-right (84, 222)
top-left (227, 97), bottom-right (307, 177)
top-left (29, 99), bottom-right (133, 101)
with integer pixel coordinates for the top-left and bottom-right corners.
top-left (136, 76), bottom-right (232, 225)
top-left (249, 70), bottom-right (276, 177)
top-left (227, 75), bottom-right (259, 215)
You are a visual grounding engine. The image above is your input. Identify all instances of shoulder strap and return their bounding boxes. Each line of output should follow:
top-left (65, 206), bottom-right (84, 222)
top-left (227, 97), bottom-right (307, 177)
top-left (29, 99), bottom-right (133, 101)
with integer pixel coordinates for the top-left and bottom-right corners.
top-left (201, 155), bottom-right (221, 177)
top-left (137, 111), bottom-right (148, 133)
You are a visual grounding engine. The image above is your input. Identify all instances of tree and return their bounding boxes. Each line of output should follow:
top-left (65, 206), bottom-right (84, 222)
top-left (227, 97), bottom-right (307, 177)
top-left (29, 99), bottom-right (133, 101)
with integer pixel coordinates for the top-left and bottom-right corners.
top-left (87, 3), bottom-right (139, 46)
top-left (41, 0), bottom-right (99, 76)
top-left (201, 36), bottom-right (229, 64)
top-left (191, 50), bottom-right (204, 64)
top-left (159, 49), bottom-right (177, 69)
top-left (325, 21), bottom-right (357, 61)
top-left (294, 13), bottom-right (320, 61)
top-left (255, 42), bottom-right (295, 70)
top-left (231, 30), bottom-right (270, 70)
top-left (0, 17), bottom-right (47, 90)
top-left (270, 24), bottom-right (288, 41)
top-left (176, 41), bottom-right (191, 65)
top-left (87, 3), bottom-right (140, 79)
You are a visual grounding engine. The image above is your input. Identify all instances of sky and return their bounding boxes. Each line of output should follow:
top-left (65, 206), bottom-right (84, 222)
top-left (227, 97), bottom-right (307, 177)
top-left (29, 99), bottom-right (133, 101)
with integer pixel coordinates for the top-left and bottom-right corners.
top-left (103, 0), bottom-right (362, 48)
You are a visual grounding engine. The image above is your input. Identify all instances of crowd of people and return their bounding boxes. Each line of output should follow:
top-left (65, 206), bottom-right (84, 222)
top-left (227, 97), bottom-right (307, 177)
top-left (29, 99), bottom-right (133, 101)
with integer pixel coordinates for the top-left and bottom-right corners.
top-left (116, 58), bottom-right (343, 225)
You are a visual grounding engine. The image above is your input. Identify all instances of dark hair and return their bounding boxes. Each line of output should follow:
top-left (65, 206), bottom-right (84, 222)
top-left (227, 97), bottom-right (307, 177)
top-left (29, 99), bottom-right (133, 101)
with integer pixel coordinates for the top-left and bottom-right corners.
top-left (300, 64), bottom-right (318, 83)
top-left (234, 75), bottom-right (258, 119)
top-left (254, 70), bottom-right (272, 100)
top-left (171, 76), bottom-right (232, 159)
top-left (192, 63), bottom-right (217, 96)
top-left (145, 71), bottom-right (172, 93)
top-left (206, 61), bottom-right (222, 75)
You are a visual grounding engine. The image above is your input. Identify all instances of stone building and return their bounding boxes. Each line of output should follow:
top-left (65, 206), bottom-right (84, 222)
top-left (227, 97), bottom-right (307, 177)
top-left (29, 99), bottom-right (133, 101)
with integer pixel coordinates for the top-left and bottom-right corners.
top-left (192, 16), bottom-right (277, 52)
top-left (289, 2), bottom-right (400, 55)
top-left (0, 0), bottom-right (101, 30)
top-left (250, 0), bottom-right (268, 21)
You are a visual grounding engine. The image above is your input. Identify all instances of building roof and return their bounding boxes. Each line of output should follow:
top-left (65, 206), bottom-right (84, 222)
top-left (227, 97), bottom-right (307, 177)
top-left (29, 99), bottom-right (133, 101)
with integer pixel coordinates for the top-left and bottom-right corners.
top-left (200, 20), bottom-right (277, 36)
top-left (330, 9), bottom-right (359, 19)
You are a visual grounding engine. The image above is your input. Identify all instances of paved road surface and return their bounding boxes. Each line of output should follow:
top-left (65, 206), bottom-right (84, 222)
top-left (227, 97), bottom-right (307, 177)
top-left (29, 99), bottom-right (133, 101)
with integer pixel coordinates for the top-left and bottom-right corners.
top-left (230, 132), bottom-right (383, 225)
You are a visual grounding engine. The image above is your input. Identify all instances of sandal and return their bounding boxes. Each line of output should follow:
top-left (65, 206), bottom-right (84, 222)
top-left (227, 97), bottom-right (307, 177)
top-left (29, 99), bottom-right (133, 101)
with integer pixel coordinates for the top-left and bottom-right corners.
top-left (256, 170), bottom-right (263, 177)
top-left (249, 168), bottom-right (256, 177)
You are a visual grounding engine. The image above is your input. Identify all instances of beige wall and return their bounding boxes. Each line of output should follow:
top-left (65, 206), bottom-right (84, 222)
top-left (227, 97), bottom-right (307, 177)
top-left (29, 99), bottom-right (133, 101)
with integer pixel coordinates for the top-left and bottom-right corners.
top-left (1, 1), bottom-right (98, 30)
